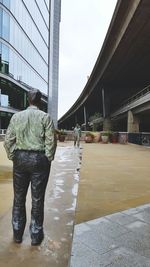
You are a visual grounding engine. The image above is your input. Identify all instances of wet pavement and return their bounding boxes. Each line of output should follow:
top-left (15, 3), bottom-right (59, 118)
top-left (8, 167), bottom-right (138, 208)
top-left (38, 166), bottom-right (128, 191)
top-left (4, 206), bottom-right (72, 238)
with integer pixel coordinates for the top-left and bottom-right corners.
top-left (1, 141), bottom-right (150, 266)
top-left (0, 142), bottom-right (82, 267)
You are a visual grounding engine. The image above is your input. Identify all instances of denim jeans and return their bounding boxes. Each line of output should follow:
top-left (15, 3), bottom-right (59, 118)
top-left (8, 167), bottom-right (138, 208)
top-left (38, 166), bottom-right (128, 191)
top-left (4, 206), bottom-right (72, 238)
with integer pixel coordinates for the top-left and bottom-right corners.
top-left (12, 150), bottom-right (51, 240)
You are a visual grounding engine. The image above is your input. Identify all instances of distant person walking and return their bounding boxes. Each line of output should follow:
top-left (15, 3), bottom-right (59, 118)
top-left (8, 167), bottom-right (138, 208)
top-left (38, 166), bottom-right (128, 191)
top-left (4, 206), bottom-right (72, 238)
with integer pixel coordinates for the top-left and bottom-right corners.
top-left (4, 89), bottom-right (56, 246)
top-left (74, 123), bottom-right (81, 147)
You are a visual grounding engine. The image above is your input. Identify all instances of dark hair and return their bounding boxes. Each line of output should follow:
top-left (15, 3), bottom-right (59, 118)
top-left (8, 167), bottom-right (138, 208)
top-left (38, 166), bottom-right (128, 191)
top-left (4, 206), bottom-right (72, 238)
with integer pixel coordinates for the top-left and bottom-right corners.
top-left (28, 89), bottom-right (42, 106)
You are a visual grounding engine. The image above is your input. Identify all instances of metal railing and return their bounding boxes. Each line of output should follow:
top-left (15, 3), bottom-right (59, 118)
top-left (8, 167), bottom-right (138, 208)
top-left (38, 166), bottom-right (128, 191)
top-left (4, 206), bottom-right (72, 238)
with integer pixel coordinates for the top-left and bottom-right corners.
top-left (121, 85), bottom-right (150, 107)
top-left (0, 129), bottom-right (7, 135)
top-left (111, 85), bottom-right (150, 118)
top-left (0, 105), bottom-right (20, 112)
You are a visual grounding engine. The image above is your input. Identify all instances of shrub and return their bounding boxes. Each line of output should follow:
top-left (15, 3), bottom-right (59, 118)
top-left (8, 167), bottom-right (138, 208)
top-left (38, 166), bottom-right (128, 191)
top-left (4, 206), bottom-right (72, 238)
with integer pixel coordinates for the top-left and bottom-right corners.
top-left (101, 131), bottom-right (111, 137)
top-left (56, 129), bottom-right (67, 135)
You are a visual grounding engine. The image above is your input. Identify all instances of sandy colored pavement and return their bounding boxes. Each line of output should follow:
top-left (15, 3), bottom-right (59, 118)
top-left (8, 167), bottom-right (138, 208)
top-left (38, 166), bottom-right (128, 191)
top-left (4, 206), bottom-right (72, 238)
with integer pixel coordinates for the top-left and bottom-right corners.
top-left (75, 143), bottom-right (150, 224)
top-left (0, 142), bottom-right (81, 267)
top-left (0, 142), bottom-right (13, 217)
top-left (1, 140), bottom-right (150, 265)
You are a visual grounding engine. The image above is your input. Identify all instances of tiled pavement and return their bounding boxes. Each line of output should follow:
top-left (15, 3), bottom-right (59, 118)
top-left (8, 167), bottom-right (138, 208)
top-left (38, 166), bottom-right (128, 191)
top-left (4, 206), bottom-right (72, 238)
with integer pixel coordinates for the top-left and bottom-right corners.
top-left (70, 203), bottom-right (150, 267)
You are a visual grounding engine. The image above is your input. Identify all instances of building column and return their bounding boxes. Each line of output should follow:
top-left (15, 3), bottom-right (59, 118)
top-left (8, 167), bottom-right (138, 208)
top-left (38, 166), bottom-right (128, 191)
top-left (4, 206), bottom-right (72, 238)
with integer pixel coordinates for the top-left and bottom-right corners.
top-left (83, 106), bottom-right (88, 130)
top-left (102, 88), bottom-right (112, 131)
top-left (48, 0), bottom-right (61, 128)
top-left (127, 110), bottom-right (139, 132)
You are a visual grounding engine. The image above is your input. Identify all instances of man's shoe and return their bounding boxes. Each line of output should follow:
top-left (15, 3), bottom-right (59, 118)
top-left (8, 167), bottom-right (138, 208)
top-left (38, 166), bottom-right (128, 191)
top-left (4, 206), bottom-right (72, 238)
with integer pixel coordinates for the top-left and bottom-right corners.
top-left (13, 236), bottom-right (22, 244)
top-left (13, 230), bottom-right (23, 244)
top-left (31, 233), bottom-right (44, 246)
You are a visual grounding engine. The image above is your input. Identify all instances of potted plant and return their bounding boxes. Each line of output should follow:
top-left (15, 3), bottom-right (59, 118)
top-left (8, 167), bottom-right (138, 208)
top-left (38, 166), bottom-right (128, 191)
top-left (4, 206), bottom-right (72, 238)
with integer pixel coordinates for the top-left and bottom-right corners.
top-left (101, 131), bottom-right (111, 143)
top-left (110, 132), bottom-right (118, 143)
top-left (57, 129), bottom-right (67, 142)
top-left (89, 112), bottom-right (102, 131)
top-left (85, 132), bottom-right (94, 143)
top-left (92, 131), bottom-right (101, 143)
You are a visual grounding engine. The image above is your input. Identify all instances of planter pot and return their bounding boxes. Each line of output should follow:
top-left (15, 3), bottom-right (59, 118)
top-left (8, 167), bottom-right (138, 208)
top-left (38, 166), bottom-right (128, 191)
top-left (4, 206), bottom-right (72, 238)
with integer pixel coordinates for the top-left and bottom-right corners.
top-left (59, 135), bottom-right (66, 142)
top-left (101, 135), bottom-right (109, 143)
top-left (93, 132), bottom-right (101, 143)
top-left (85, 136), bottom-right (93, 143)
top-left (110, 133), bottom-right (118, 143)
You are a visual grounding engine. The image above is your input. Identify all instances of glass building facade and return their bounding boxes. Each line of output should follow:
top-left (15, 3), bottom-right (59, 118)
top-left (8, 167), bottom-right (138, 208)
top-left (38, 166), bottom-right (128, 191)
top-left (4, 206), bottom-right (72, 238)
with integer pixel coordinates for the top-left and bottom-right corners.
top-left (0, 0), bottom-right (61, 128)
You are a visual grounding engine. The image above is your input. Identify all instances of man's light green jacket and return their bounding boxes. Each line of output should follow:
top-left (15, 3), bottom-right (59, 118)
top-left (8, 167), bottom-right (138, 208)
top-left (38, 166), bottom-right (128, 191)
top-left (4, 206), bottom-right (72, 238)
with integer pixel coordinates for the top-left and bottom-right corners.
top-left (4, 106), bottom-right (57, 161)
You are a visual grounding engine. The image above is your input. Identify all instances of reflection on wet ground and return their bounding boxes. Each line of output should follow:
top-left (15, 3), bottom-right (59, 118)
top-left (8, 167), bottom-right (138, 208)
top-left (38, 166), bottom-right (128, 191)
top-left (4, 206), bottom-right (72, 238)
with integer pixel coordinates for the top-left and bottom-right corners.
top-left (0, 144), bottom-right (82, 267)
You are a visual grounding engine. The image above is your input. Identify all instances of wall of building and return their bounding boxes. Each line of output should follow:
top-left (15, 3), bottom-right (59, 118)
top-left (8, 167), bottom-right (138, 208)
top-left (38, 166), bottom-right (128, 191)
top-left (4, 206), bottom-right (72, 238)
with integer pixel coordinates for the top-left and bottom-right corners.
top-left (0, 0), bottom-right (61, 129)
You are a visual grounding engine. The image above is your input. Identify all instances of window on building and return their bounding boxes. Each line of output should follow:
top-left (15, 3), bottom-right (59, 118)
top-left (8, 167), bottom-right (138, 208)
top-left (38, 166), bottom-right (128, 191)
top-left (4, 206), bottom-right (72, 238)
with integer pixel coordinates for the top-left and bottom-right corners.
top-left (0, 8), bottom-right (2, 36)
top-left (1, 0), bottom-right (10, 9)
top-left (1, 94), bottom-right (9, 107)
top-left (2, 10), bottom-right (10, 41)
top-left (1, 43), bottom-right (9, 74)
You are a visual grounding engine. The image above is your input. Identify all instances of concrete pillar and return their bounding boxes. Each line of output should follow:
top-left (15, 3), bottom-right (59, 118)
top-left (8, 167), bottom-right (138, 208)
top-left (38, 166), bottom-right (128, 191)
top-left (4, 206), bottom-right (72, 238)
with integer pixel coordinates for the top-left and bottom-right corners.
top-left (127, 110), bottom-right (139, 132)
top-left (102, 88), bottom-right (106, 118)
top-left (102, 88), bottom-right (111, 118)
top-left (83, 106), bottom-right (87, 131)
top-left (102, 88), bottom-right (112, 131)
top-left (48, 0), bottom-right (61, 128)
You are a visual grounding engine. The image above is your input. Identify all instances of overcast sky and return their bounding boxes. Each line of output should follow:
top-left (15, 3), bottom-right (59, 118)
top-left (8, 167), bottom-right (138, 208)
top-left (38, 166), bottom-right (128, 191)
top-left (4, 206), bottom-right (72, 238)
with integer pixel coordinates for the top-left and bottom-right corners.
top-left (58, 0), bottom-right (117, 119)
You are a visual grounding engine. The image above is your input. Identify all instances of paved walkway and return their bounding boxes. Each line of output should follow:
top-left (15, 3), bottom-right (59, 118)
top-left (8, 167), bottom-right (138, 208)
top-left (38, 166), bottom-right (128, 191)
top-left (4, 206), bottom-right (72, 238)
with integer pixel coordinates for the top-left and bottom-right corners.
top-left (75, 143), bottom-right (150, 224)
top-left (70, 143), bottom-right (150, 267)
top-left (1, 141), bottom-right (150, 267)
top-left (71, 203), bottom-right (150, 267)
top-left (0, 142), bottom-right (81, 267)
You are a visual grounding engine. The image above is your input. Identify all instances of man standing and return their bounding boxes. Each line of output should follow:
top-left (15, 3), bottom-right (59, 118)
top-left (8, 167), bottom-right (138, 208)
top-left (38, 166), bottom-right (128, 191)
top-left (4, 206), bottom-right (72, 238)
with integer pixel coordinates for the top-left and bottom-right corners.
top-left (4, 89), bottom-right (56, 246)
top-left (73, 123), bottom-right (81, 147)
